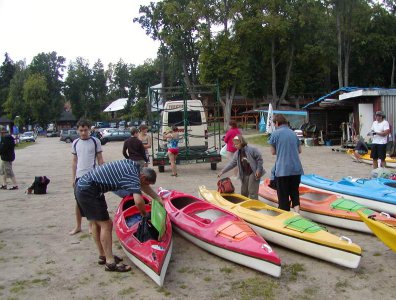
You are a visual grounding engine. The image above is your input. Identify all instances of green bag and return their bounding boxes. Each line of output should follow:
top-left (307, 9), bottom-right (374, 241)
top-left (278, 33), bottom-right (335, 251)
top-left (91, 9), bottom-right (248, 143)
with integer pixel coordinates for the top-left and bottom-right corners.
top-left (151, 199), bottom-right (167, 239)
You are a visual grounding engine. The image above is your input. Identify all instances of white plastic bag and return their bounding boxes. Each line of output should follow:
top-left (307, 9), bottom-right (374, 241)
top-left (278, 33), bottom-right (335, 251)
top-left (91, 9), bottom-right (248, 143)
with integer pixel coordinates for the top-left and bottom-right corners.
top-left (220, 145), bottom-right (227, 158)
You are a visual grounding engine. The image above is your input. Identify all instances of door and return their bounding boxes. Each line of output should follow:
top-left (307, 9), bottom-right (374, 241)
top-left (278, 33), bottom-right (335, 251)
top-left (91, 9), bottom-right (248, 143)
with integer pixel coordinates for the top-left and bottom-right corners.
top-left (358, 103), bottom-right (373, 142)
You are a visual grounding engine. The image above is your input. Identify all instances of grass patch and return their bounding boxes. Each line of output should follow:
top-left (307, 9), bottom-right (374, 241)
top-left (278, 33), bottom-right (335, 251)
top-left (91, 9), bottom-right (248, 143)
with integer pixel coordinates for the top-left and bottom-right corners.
top-left (283, 263), bottom-right (306, 282)
top-left (0, 240), bottom-right (6, 250)
top-left (157, 286), bottom-right (171, 296)
top-left (232, 276), bottom-right (278, 300)
top-left (78, 233), bottom-right (91, 241)
top-left (335, 279), bottom-right (349, 292)
top-left (15, 142), bottom-right (35, 150)
top-left (118, 287), bottom-right (135, 296)
top-left (177, 267), bottom-right (190, 273)
top-left (10, 278), bottom-right (49, 294)
top-left (220, 267), bottom-right (234, 274)
top-left (204, 276), bottom-right (212, 282)
top-left (180, 284), bottom-right (187, 289)
top-left (373, 252), bottom-right (382, 256)
top-left (303, 287), bottom-right (317, 297)
top-left (245, 135), bottom-right (270, 147)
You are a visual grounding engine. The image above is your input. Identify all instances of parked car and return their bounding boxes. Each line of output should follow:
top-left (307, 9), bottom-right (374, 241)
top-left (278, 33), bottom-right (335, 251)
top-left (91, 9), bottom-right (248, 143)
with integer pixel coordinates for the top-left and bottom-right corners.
top-left (20, 131), bottom-right (36, 142)
top-left (101, 129), bottom-right (131, 143)
top-left (46, 131), bottom-right (60, 137)
top-left (60, 129), bottom-right (79, 143)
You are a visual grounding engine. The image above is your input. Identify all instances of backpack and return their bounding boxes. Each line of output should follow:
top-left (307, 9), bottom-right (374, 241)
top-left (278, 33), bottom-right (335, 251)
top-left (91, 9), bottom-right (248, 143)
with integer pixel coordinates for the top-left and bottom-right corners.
top-left (217, 177), bottom-right (235, 194)
top-left (27, 176), bottom-right (50, 194)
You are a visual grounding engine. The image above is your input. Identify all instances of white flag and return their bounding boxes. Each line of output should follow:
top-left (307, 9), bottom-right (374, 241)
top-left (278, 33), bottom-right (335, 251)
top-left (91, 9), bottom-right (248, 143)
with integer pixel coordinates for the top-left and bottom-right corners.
top-left (266, 103), bottom-right (275, 134)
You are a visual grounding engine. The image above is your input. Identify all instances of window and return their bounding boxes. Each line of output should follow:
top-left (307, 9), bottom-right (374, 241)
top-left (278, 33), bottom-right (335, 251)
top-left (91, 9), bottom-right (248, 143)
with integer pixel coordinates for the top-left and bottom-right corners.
top-left (168, 111), bottom-right (202, 126)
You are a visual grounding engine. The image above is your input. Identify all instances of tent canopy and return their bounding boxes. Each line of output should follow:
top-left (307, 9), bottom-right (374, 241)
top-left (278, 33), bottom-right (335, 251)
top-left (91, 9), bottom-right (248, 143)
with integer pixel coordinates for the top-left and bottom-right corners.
top-left (103, 98), bottom-right (128, 112)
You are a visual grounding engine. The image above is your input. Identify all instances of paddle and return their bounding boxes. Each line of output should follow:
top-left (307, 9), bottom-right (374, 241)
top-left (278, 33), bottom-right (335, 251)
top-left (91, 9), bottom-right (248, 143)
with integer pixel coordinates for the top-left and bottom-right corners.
top-left (151, 199), bottom-right (167, 239)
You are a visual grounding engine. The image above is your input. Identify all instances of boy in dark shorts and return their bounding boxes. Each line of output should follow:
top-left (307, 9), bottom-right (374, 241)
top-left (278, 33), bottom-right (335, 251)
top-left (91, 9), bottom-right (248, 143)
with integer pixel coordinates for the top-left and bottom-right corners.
top-left (75, 159), bottom-right (163, 272)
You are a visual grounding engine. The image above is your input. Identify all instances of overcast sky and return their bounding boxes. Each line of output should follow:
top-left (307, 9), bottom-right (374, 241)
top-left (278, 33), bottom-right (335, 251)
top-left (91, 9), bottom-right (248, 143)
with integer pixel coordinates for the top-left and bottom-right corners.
top-left (0, 0), bottom-right (160, 67)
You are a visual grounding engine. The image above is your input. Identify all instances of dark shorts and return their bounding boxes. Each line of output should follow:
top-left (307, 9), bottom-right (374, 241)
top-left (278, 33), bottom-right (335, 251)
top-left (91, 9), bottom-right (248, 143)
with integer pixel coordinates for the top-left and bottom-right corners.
top-left (370, 144), bottom-right (387, 160)
top-left (75, 184), bottom-right (109, 221)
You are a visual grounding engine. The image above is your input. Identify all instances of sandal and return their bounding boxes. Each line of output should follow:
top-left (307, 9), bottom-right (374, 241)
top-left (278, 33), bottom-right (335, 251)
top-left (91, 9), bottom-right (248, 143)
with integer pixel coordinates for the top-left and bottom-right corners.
top-left (0, 185), bottom-right (7, 190)
top-left (98, 255), bottom-right (123, 265)
top-left (171, 173), bottom-right (178, 177)
top-left (105, 262), bottom-right (131, 272)
top-left (8, 186), bottom-right (18, 190)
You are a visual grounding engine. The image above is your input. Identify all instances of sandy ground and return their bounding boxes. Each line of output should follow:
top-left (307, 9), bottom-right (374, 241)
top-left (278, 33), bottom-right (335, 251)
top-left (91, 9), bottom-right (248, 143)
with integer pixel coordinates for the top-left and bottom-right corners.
top-left (0, 135), bottom-right (395, 300)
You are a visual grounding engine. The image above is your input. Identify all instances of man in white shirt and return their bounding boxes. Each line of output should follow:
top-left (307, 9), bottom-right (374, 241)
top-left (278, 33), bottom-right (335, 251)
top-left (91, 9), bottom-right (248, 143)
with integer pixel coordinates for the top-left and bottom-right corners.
top-left (69, 120), bottom-right (104, 235)
top-left (370, 111), bottom-right (390, 169)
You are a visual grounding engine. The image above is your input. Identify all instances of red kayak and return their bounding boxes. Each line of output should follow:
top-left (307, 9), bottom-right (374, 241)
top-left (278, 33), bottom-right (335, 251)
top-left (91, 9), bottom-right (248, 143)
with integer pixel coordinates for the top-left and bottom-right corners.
top-left (114, 195), bottom-right (173, 286)
top-left (158, 188), bottom-right (281, 277)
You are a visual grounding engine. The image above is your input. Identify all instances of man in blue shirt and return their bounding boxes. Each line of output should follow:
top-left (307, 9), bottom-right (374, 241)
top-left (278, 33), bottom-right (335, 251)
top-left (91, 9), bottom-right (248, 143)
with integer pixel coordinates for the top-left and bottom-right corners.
top-left (75, 159), bottom-right (163, 272)
top-left (268, 114), bottom-right (304, 212)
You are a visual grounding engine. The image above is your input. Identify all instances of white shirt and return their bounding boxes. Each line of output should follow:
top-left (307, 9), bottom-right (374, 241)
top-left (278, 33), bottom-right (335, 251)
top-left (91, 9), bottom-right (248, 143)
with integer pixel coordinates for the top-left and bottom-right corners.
top-left (371, 120), bottom-right (390, 144)
top-left (71, 137), bottom-right (102, 178)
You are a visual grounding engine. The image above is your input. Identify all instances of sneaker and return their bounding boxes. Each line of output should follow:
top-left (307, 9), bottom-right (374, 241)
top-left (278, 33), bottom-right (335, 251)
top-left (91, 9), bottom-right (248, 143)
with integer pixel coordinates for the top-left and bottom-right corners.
top-left (0, 185), bottom-right (7, 190)
top-left (8, 186), bottom-right (18, 190)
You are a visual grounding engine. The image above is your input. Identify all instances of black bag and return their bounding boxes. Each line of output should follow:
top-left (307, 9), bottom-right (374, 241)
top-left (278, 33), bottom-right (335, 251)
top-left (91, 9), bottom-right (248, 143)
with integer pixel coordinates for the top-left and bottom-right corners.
top-left (217, 177), bottom-right (235, 193)
top-left (134, 214), bottom-right (159, 242)
top-left (27, 176), bottom-right (50, 194)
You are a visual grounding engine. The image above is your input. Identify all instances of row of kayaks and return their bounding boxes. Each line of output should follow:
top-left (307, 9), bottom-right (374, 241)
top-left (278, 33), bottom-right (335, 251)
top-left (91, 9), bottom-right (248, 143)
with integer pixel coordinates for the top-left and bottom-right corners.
top-left (113, 174), bottom-right (396, 286)
top-left (346, 149), bottom-right (396, 168)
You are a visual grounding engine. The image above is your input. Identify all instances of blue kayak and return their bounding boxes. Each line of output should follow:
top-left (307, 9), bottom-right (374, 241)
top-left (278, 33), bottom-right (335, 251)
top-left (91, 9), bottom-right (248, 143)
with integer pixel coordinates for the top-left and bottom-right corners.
top-left (301, 174), bottom-right (396, 215)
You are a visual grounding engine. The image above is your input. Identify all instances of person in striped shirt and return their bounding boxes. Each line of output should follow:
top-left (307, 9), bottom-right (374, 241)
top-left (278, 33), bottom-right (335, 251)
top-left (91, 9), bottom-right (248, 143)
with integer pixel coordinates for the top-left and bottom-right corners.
top-left (75, 159), bottom-right (163, 272)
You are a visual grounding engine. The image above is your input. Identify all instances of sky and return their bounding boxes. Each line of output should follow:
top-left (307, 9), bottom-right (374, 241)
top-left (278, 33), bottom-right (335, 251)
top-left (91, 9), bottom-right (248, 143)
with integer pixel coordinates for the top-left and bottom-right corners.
top-left (0, 0), bottom-right (160, 67)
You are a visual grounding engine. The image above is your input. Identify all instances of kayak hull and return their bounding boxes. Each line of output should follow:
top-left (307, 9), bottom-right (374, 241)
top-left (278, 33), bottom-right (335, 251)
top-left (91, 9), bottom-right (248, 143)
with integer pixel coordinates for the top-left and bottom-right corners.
top-left (114, 195), bottom-right (173, 286)
top-left (199, 186), bottom-right (361, 268)
top-left (259, 178), bottom-right (396, 233)
top-left (357, 210), bottom-right (396, 252)
top-left (159, 188), bottom-right (282, 277)
top-left (300, 174), bottom-right (396, 215)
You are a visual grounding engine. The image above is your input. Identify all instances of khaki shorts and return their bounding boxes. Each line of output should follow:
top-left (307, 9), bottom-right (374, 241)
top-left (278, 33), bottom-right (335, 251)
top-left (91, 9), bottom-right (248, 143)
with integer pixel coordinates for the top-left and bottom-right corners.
top-left (0, 161), bottom-right (15, 178)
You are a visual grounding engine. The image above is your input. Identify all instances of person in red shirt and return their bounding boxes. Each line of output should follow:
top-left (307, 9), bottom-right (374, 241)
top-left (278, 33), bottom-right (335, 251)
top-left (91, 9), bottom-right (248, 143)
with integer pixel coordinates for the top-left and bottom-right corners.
top-left (223, 121), bottom-right (241, 177)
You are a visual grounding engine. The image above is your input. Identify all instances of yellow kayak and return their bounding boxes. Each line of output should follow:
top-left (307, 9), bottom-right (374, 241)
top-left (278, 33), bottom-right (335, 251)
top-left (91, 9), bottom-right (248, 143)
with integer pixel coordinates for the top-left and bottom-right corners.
top-left (198, 186), bottom-right (362, 268)
top-left (357, 210), bottom-right (396, 252)
top-left (347, 149), bottom-right (396, 167)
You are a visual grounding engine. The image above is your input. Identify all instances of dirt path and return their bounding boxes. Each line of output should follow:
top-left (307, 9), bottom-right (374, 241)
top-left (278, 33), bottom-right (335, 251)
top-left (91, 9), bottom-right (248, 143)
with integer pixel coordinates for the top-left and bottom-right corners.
top-left (0, 136), bottom-right (394, 299)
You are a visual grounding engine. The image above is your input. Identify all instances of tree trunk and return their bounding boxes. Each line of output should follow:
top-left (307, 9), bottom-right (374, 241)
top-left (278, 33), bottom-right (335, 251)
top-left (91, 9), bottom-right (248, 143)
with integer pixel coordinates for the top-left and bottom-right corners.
top-left (223, 82), bottom-right (236, 131)
top-left (271, 37), bottom-right (279, 108)
top-left (182, 61), bottom-right (197, 100)
top-left (336, 1), bottom-right (344, 88)
top-left (344, 42), bottom-right (351, 87)
top-left (391, 55), bottom-right (395, 88)
top-left (280, 44), bottom-right (294, 101)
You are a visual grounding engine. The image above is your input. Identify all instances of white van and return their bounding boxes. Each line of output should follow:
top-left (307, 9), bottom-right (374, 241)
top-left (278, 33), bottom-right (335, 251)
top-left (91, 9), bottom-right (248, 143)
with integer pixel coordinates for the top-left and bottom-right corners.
top-left (160, 100), bottom-right (208, 151)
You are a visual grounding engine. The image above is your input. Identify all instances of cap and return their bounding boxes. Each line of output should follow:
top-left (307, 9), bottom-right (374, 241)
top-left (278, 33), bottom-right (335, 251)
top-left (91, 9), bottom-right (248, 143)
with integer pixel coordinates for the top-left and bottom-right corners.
top-left (375, 111), bottom-right (386, 117)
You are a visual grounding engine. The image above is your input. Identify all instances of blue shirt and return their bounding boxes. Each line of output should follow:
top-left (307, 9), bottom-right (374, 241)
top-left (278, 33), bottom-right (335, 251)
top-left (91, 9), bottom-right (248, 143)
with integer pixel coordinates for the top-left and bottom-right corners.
top-left (268, 125), bottom-right (303, 177)
top-left (78, 159), bottom-right (141, 194)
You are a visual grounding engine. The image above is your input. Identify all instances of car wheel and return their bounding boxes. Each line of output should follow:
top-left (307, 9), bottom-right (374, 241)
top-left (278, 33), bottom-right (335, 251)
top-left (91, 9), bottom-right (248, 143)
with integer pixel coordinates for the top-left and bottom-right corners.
top-left (65, 138), bottom-right (71, 143)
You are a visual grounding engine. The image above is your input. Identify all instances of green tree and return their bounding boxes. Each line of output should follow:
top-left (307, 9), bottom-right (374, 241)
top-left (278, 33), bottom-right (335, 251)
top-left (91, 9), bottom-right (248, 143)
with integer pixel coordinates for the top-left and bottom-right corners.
top-left (29, 51), bottom-right (65, 121)
top-left (135, 0), bottom-right (201, 99)
top-left (0, 53), bottom-right (16, 111)
top-left (3, 61), bottom-right (29, 123)
top-left (23, 74), bottom-right (50, 126)
top-left (91, 59), bottom-right (108, 117)
top-left (64, 57), bottom-right (93, 119)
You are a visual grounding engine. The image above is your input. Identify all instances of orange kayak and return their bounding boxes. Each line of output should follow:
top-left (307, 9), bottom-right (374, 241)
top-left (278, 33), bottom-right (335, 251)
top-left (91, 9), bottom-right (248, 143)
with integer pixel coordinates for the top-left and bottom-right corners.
top-left (258, 178), bottom-right (396, 233)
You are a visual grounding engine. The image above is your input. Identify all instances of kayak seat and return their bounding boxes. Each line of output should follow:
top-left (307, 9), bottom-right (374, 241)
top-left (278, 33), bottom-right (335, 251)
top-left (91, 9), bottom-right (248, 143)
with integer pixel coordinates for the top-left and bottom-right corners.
top-left (300, 192), bottom-right (331, 202)
top-left (221, 195), bottom-right (245, 204)
top-left (171, 196), bottom-right (199, 210)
